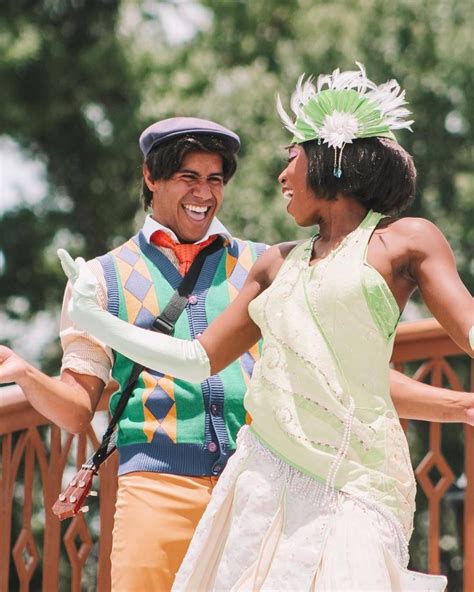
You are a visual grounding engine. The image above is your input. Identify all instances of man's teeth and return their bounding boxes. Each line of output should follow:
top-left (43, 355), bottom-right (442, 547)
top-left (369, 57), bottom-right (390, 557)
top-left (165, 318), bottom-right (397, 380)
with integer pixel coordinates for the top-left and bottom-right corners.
top-left (283, 191), bottom-right (293, 201)
top-left (183, 205), bottom-right (209, 213)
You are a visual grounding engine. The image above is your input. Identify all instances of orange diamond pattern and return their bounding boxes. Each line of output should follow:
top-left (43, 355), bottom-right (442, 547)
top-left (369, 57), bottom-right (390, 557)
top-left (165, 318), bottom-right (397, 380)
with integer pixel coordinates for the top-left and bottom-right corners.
top-left (112, 241), bottom-right (178, 442)
top-left (113, 240), bottom-right (159, 325)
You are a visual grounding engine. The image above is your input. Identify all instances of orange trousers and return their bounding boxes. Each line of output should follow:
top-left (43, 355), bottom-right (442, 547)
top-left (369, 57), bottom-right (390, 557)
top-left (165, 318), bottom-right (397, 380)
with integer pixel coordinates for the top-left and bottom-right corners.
top-left (111, 472), bottom-right (218, 592)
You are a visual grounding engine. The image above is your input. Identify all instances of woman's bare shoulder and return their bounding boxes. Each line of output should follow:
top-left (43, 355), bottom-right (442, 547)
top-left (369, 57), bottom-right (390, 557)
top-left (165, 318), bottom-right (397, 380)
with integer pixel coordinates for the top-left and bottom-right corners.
top-left (380, 216), bottom-right (440, 235)
top-left (250, 240), bottom-right (301, 288)
top-left (380, 216), bottom-right (448, 252)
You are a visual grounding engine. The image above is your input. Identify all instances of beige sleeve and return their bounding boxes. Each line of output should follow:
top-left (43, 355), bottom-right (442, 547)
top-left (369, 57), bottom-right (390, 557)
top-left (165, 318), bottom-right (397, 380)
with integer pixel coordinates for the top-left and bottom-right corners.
top-left (60, 259), bottom-right (114, 384)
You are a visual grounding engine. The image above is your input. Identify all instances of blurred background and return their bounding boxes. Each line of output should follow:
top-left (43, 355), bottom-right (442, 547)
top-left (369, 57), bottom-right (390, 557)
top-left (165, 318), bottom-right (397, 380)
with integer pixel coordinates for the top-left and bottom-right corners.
top-left (1, 0), bottom-right (473, 373)
top-left (0, 0), bottom-right (473, 587)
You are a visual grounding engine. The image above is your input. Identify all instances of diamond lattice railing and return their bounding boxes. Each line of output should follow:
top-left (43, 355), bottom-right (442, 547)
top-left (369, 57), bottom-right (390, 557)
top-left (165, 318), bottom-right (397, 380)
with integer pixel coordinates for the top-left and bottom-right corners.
top-left (0, 319), bottom-right (472, 590)
top-left (12, 528), bottom-right (40, 588)
top-left (393, 320), bottom-right (473, 588)
top-left (0, 381), bottom-right (118, 592)
top-left (416, 448), bottom-right (455, 501)
top-left (64, 514), bottom-right (94, 592)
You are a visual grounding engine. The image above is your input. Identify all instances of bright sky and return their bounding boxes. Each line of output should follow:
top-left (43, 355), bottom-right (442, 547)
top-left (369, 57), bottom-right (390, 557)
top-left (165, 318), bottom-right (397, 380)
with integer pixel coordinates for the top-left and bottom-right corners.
top-left (120, 0), bottom-right (211, 45)
top-left (0, 136), bottom-right (48, 214)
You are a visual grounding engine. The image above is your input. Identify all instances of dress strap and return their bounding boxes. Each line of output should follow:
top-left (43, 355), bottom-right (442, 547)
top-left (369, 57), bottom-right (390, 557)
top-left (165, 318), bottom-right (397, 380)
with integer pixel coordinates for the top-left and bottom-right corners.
top-left (343, 210), bottom-right (386, 259)
top-left (358, 210), bottom-right (386, 237)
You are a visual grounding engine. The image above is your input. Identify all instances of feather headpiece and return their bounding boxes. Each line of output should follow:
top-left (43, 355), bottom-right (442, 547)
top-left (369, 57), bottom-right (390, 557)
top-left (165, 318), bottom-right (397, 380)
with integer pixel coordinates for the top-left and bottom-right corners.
top-left (277, 63), bottom-right (414, 177)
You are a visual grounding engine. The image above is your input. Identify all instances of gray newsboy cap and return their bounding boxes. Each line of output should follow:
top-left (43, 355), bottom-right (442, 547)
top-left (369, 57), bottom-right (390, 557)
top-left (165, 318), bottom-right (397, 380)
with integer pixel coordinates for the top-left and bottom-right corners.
top-left (139, 117), bottom-right (240, 157)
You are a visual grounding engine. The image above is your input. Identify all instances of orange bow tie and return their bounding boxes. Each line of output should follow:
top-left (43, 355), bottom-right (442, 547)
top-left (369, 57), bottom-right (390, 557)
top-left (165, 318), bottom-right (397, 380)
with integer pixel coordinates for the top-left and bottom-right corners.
top-left (150, 230), bottom-right (218, 274)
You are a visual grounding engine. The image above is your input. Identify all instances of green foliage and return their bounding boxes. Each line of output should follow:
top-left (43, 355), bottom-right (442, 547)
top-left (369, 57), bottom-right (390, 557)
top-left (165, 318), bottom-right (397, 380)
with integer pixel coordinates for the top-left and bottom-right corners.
top-left (358, 0), bottom-right (474, 285)
top-left (0, 0), bottom-right (472, 347)
top-left (133, 0), bottom-right (474, 285)
top-left (0, 0), bottom-right (144, 319)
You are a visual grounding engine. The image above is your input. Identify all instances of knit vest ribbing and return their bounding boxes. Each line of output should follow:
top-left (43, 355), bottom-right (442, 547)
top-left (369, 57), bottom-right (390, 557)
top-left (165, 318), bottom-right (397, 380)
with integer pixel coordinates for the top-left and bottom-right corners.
top-left (98, 231), bottom-right (266, 477)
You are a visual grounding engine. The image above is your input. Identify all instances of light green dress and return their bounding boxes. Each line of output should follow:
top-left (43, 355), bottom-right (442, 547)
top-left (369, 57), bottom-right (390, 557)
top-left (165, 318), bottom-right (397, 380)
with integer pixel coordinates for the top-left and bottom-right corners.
top-left (173, 210), bottom-right (447, 591)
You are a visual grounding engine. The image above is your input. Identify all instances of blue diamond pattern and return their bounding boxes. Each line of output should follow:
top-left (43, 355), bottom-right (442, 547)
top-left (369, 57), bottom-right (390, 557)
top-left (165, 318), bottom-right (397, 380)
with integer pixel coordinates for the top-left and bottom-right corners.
top-left (150, 425), bottom-right (175, 445)
top-left (147, 368), bottom-right (164, 379)
top-left (240, 351), bottom-right (254, 377)
top-left (117, 246), bottom-right (140, 266)
top-left (145, 385), bottom-right (175, 422)
top-left (135, 306), bottom-right (156, 328)
top-left (229, 262), bottom-right (248, 290)
top-left (125, 269), bottom-right (152, 300)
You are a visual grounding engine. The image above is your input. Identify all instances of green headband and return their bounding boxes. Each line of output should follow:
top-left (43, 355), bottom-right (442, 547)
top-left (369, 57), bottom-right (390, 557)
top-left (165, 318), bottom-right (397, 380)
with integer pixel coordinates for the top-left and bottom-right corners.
top-left (277, 63), bottom-right (414, 177)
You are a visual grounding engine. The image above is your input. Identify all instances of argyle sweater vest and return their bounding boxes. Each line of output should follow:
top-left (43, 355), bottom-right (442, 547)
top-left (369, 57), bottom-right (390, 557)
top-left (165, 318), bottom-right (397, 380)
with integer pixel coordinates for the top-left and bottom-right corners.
top-left (97, 231), bottom-right (267, 477)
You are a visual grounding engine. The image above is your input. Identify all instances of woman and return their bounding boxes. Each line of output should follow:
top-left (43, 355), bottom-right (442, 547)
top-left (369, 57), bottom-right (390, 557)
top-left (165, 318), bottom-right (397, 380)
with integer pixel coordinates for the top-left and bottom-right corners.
top-left (59, 65), bottom-right (473, 590)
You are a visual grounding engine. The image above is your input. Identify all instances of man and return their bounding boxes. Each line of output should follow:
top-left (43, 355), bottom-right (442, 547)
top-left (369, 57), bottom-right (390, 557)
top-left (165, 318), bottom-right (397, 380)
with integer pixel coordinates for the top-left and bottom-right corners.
top-left (1, 117), bottom-right (473, 591)
top-left (61, 118), bottom-right (267, 590)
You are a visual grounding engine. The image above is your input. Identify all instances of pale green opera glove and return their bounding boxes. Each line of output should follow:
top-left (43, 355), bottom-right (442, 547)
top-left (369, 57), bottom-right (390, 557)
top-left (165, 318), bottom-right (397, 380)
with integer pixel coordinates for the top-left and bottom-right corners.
top-left (57, 249), bottom-right (211, 383)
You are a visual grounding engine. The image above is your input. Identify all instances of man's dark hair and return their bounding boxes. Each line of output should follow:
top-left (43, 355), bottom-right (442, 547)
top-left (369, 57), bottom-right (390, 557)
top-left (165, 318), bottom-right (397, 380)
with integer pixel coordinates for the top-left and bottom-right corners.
top-left (141, 134), bottom-right (238, 209)
top-left (302, 137), bottom-right (416, 215)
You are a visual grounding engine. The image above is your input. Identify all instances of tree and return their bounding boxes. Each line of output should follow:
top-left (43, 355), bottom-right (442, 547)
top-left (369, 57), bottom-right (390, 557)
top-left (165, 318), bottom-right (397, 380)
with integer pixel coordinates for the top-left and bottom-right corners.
top-left (2, 0), bottom-right (471, 365)
top-left (0, 0), bottom-right (145, 369)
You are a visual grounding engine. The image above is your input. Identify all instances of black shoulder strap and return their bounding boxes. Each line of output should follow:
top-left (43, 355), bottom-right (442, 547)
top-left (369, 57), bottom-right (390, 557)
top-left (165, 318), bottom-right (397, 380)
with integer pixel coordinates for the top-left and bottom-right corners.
top-left (152, 236), bottom-right (223, 334)
top-left (90, 236), bottom-right (224, 468)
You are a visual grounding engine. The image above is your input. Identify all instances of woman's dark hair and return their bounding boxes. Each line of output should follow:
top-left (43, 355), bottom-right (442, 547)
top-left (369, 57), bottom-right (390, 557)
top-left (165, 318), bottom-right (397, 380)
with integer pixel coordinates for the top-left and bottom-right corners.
top-left (141, 134), bottom-right (238, 209)
top-left (302, 137), bottom-right (416, 215)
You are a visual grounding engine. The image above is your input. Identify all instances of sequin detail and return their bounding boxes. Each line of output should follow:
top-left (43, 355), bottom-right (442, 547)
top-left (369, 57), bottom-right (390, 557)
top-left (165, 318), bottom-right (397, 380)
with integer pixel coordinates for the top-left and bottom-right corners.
top-left (246, 210), bottom-right (416, 538)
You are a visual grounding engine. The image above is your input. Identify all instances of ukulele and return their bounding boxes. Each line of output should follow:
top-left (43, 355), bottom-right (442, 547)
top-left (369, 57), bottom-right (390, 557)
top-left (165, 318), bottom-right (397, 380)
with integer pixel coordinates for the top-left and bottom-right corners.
top-left (52, 462), bottom-right (98, 520)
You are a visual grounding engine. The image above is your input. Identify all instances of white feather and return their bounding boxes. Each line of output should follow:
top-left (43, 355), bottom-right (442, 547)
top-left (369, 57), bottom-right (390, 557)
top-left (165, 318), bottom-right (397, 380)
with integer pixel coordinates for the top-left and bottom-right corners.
top-left (291, 74), bottom-right (315, 114)
top-left (317, 73), bottom-right (332, 92)
top-left (276, 94), bottom-right (296, 131)
top-left (278, 63), bottom-right (414, 144)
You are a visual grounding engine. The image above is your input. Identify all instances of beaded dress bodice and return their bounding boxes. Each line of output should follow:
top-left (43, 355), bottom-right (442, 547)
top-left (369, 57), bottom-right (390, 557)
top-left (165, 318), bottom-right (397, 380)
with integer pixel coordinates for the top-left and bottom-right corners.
top-left (246, 210), bottom-right (416, 537)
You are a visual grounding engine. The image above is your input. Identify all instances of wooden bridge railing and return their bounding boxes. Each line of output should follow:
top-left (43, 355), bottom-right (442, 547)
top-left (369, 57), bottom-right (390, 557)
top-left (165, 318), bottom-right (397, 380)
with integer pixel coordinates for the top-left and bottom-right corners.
top-left (0, 382), bottom-right (118, 592)
top-left (0, 318), bottom-right (472, 591)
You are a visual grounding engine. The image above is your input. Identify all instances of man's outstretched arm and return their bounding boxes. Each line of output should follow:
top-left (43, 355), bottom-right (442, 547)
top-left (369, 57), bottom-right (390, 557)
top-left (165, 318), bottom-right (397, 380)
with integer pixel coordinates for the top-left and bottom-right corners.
top-left (0, 345), bottom-right (105, 433)
top-left (389, 368), bottom-right (474, 425)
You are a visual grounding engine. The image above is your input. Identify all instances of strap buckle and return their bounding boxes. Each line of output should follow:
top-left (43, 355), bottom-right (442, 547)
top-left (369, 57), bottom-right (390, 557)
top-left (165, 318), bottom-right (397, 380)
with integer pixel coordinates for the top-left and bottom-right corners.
top-left (151, 317), bottom-right (174, 335)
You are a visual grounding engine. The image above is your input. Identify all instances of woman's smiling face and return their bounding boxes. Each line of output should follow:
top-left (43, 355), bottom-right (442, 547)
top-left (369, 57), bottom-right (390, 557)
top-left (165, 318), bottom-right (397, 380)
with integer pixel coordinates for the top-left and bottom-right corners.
top-left (278, 144), bottom-right (319, 227)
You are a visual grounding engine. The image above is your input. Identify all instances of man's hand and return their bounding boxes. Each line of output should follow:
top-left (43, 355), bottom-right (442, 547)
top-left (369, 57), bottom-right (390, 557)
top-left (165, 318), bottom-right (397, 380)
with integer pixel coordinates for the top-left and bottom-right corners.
top-left (0, 345), bottom-right (29, 385)
top-left (462, 397), bottom-right (474, 426)
top-left (0, 342), bottom-right (105, 432)
top-left (390, 368), bottom-right (474, 426)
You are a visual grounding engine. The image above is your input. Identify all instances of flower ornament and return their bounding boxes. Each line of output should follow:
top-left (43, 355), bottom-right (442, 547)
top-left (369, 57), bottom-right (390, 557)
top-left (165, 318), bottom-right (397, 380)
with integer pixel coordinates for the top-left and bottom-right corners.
top-left (319, 111), bottom-right (359, 149)
top-left (277, 63), bottom-right (414, 177)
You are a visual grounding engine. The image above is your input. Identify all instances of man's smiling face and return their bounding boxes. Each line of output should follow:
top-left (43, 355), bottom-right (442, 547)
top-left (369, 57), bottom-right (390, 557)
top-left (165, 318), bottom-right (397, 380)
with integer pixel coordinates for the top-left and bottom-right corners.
top-left (145, 151), bottom-right (225, 243)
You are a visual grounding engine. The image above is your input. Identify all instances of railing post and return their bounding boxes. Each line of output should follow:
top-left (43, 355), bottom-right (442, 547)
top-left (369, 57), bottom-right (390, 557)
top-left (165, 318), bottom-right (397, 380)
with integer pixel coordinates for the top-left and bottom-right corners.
top-left (0, 434), bottom-right (14, 592)
top-left (42, 426), bottom-right (63, 592)
top-left (464, 360), bottom-right (474, 592)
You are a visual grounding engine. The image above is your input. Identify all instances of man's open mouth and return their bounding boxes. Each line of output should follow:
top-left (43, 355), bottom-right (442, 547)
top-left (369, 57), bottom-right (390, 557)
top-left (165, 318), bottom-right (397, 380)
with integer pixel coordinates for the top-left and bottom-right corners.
top-left (182, 204), bottom-right (211, 222)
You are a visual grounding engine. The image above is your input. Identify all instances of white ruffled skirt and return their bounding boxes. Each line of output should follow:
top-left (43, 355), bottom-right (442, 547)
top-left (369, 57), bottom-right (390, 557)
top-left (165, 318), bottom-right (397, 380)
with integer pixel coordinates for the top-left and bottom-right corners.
top-left (172, 427), bottom-right (447, 592)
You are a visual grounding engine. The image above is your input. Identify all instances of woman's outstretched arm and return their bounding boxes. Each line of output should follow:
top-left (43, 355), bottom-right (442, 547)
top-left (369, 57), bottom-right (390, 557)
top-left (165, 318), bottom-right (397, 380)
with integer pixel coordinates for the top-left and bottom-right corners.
top-left (57, 246), bottom-right (281, 381)
top-left (406, 219), bottom-right (473, 355)
top-left (389, 369), bottom-right (474, 424)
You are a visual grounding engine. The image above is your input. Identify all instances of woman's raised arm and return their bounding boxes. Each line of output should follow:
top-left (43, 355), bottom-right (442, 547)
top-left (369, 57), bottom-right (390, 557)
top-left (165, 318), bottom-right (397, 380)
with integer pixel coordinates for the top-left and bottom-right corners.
top-left (57, 246), bottom-right (282, 381)
top-left (408, 218), bottom-right (473, 355)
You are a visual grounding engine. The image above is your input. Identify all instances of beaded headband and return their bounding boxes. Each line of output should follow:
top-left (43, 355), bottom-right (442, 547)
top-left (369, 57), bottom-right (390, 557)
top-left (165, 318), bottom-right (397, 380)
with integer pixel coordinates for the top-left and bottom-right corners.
top-left (277, 63), bottom-right (414, 177)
